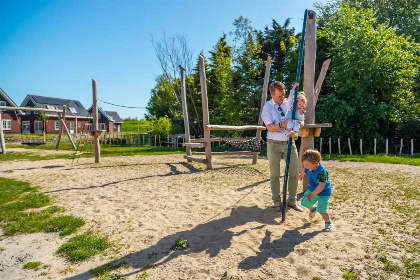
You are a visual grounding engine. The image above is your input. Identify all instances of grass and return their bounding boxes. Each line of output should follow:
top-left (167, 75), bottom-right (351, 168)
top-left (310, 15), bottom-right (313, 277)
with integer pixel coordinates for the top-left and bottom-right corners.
top-left (171, 238), bottom-right (188, 251)
top-left (121, 119), bottom-right (149, 133)
top-left (342, 271), bottom-right (357, 280)
top-left (323, 154), bottom-right (420, 166)
top-left (57, 231), bottom-right (111, 263)
top-left (23, 261), bottom-right (43, 270)
top-left (2, 143), bottom-right (184, 162)
top-left (0, 177), bottom-right (84, 236)
top-left (89, 262), bottom-right (130, 279)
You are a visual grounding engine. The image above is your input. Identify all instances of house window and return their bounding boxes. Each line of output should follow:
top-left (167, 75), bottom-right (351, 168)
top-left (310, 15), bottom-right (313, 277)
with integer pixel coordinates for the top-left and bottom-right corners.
top-left (0, 101), bottom-right (6, 106)
top-left (2, 120), bottom-right (11, 130)
top-left (26, 111), bottom-right (31, 115)
top-left (34, 111), bottom-right (38, 115)
top-left (55, 121), bottom-right (60, 130)
top-left (98, 123), bottom-right (106, 130)
top-left (69, 107), bottom-right (77, 114)
top-left (78, 122), bottom-right (81, 128)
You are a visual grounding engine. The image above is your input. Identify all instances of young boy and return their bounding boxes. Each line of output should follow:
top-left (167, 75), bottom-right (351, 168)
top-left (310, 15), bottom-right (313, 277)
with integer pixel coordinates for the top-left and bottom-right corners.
top-left (297, 149), bottom-right (334, 231)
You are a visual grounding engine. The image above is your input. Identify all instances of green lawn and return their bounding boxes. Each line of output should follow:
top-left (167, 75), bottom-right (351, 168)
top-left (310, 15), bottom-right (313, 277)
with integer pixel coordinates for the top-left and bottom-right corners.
top-left (323, 154), bottom-right (420, 166)
top-left (121, 119), bottom-right (149, 133)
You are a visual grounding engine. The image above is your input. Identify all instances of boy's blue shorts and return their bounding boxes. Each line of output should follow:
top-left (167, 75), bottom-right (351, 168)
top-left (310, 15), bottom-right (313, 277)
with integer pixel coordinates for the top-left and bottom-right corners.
top-left (301, 190), bottom-right (330, 213)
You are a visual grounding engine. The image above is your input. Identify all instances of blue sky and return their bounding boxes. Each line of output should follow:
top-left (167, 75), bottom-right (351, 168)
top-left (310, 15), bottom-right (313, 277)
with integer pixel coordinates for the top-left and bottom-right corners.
top-left (0, 0), bottom-right (327, 119)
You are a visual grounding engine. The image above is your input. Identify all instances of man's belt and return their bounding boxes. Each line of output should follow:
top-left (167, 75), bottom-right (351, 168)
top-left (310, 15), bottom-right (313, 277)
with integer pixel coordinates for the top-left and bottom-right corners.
top-left (267, 139), bottom-right (289, 144)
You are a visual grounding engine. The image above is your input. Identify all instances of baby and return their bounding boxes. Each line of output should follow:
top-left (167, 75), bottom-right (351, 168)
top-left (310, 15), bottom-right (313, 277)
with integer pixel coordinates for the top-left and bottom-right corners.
top-left (284, 85), bottom-right (306, 140)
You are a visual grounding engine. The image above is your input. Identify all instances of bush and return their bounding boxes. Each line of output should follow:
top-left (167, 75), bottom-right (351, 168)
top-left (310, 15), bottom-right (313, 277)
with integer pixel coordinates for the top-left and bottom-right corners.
top-left (148, 116), bottom-right (172, 139)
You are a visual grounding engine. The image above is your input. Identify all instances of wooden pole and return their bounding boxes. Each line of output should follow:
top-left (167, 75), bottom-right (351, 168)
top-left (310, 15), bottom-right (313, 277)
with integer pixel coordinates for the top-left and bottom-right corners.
top-left (56, 106), bottom-right (67, 149)
top-left (299, 10), bottom-right (317, 193)
top-left (399, 138), bottom-right (403, 155)
top-left (338, 138), bottom-right (341, 155)
top-left (348, 138), bottom-right (352, 155)
top-left (75, 116), bottom-right (78, 135)
top-left (0, 113), bottom-right (6, 154)
top-left (60, 118), bottom-right (76, 149)
top-left (199, 55), bottom-right (212, 169)
top-left (411, 139), bottom-right (414, 156)
top-left (253, 56), bottom-right (273, 164)
top-left (179, 66), bottom-right (192, 161)
top-left (360, 139), bottom-right (363, 155)
top-left (92, 79), bottom-right (100, 163)
top-left (386, 138), bottom-right (388, 155)
top-left (374, 138), bottom-right (376, 155)
top-left (319, 138), bottom-right (322, 154)
top-left (314, 58), bottom-right (331, 105)
top-left (328, 137), bottom-right (331, 155)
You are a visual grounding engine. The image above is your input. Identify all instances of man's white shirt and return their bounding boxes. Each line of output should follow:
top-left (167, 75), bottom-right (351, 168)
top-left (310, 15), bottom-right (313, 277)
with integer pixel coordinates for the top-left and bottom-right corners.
top-left (261, 98), bottom-right (289, 141)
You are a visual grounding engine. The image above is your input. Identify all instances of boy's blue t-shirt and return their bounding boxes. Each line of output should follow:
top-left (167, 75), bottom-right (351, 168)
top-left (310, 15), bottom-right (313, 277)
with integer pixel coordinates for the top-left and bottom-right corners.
top-left (305, 164), bottom-right (332, 196)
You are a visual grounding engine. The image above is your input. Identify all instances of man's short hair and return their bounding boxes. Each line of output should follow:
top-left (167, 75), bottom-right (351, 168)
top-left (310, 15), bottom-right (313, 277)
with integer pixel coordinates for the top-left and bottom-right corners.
top-left (269, 81), bottom-right (286, 95)
top-left (302, 149), bottom-right (321, 164)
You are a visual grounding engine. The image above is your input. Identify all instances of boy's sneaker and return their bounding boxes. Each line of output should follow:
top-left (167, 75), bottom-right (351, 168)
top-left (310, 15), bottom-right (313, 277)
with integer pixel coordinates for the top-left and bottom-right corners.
top-left (325, 222), bottom-right (334, 232)
top-left (286, 131), bottom-right (295, 138)
top-left (309, 207), bottom-right (317, 221)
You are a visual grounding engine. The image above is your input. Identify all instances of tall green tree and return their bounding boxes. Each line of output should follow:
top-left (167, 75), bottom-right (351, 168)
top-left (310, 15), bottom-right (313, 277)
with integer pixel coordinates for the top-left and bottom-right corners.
top-left (316, 3), bottom-right (420, 144)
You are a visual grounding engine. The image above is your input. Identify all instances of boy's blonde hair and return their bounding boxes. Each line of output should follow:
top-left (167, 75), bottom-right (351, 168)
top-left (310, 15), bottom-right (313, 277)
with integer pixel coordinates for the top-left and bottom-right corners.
top-left (297, 92), bottom-right (307, 104)
top-left (302, 149), bottom-right (321, 164)
top-left (269, 81), bottom-right (286, 95)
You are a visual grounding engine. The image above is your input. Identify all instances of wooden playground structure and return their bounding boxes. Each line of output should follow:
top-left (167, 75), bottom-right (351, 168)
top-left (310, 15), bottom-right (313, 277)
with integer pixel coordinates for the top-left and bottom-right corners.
top-left (179, 9), bottom-right (332, 188)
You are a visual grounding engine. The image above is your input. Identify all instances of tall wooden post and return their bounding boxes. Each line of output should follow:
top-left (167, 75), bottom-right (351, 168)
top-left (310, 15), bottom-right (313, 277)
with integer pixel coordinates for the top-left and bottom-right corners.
top-left (0, 113), bottom-right (6, 154)
top-left (92, 79), bottom-right (100, 163)
top-left (199, 55), bottom-right (212, 169)
top-left (56, 106), bottom-right (67, 149)
top-left (179, 66), bottom-right (192, 161)
top-left (253, 56), bottom-right (273, 164)
top-left (299, 10), bottom-right (317, 193)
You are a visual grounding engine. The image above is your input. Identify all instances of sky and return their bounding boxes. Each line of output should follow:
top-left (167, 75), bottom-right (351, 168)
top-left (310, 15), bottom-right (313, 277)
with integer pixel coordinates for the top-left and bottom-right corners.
top-left (0, 0), bottom-right (328, 119)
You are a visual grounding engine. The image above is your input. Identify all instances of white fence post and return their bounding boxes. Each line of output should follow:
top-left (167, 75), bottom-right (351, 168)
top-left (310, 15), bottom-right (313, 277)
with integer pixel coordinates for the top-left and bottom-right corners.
top-left (374, 138), bottom-right (376, 155)
top-left (360, 139), bottom-right (363, 155)
top-left (411, 139), bottom-right (414, 156)
top-left (329, 138), bottom-right (331, 155)
top-left (320, 138), bottom-right (323, 154)
top-left (338, 138), bottom-right (341, 155)
top-left (399, 138), bottom-right (403, 155)
top-left (386, 138), bottom-right (388, 155)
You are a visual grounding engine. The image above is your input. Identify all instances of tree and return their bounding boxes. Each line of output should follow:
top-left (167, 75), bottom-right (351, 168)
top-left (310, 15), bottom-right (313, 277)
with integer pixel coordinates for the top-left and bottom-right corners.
top-left (315, 3), bottom-right (420, 145)
top-left (148, 116), bottom-right (172, 140)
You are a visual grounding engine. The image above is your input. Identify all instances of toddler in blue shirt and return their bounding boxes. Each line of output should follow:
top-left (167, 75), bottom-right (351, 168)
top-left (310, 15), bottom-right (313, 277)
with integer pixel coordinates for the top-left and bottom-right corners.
top-left (298, 149), bottom-right (334, 231)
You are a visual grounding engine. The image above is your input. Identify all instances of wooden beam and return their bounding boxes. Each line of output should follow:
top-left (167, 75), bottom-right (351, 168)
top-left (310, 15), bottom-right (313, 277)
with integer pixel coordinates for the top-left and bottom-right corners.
top-left (179, 65), bottom-right (192, 161)
top-left (254, 55), bottom-right (273, 164)
top-left (183, 155), bottom-right (207, 164)
top-left (199, 55), bottom-right (212, 169)
top-left (182, 142), bottom-right (205, 148)
top-left (206, 125), bottom-right (266, 131)
top-left (314, 58), bottom-right (331, 105)
top-left (0, 106), bottom-right (62, 113)
top-left (192, 151), bottom-right (255, 156)
top-left (60, 118), bottom-right (76, 149)
top-left (190, 137), bottom-right (253, 143)
top-left (299, 10), bottom-right (317, 193)
top-left (56, 106), bottom-right (67, 149)
top-left (92, 79), bottom-right (100, 163)
top-left (302, 123), bottom-right (332, 128)
top-left (0, 113), bottom-right (6, 154)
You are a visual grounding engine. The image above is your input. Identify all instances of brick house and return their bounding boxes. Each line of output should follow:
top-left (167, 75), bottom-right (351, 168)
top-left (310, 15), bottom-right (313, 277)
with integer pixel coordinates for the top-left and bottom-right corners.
top-left (20, 95), bottom-right (92, 134)
top-left (87, 107), bottom-right (123, 132)
top-left (0, 88), bottom-right (22, 134)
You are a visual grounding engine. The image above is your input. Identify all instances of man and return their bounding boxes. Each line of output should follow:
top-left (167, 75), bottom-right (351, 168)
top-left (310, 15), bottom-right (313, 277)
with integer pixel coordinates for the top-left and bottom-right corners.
top-left (261, 81), bottom-right (303, 212)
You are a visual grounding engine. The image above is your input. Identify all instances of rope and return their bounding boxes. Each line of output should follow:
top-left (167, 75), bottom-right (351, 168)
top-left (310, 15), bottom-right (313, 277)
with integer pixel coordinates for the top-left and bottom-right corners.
top-left (98, 99), bottom-right (146, 109)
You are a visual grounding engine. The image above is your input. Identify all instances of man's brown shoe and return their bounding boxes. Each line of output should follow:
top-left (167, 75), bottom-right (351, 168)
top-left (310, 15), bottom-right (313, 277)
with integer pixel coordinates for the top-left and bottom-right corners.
top-left (287, 202), bottom-right (303, 212)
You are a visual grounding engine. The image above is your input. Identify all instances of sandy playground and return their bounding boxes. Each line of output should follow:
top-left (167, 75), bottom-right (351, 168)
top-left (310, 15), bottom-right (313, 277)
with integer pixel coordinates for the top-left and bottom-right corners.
top-left (0, 150), bottom-right (419, 280)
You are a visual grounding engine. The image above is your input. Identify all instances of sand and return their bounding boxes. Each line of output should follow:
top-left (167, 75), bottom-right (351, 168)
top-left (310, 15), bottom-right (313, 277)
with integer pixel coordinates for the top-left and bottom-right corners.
top-left (0, 152), bottom-right (419, 280)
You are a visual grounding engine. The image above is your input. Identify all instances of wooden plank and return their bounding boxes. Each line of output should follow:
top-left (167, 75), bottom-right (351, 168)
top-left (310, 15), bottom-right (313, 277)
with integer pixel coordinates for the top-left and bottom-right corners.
top-left (206, 125), bottom-right (266, 131)
top-left (0, 113), bottom-right (6, 154)
top-left (199, 55), bottom-right (213, 169)
top-left (254, 56), bottom-right (273, 164)
top-left (190, 137), bottom-right (253, 143)
top-left (182, 142), bottom-right (205, 148)
top-left (314, 58), bottom-right (331, 105)
top-left (179, 66), bottom-right (192, 160)
top-left (314, 127), bottom-right (322, 137)
top-left (192, 151), bottom-right (255, 156)
top-left (302, 123), bottom-right (332, 128)
top-left (183, 155), bottom-right (207, 164)
top-left (0, 106), bottom-right (62, 113)
top-left (92, 79), bottom-right (100, 163)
